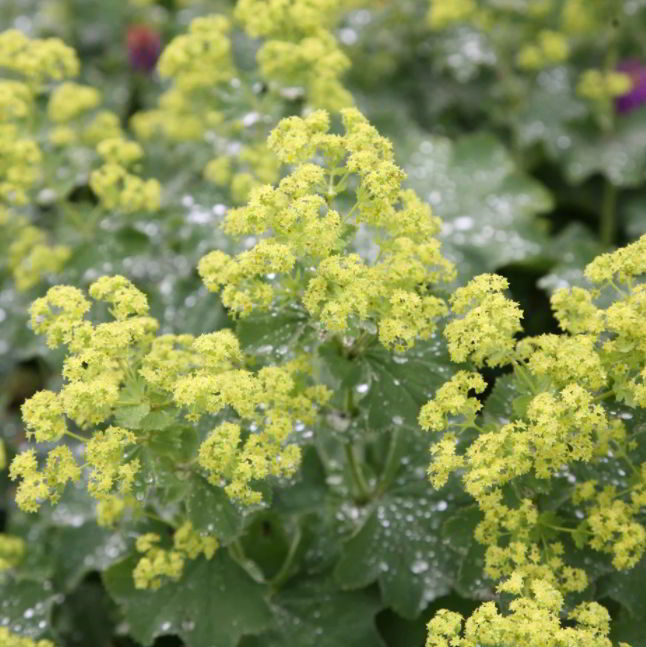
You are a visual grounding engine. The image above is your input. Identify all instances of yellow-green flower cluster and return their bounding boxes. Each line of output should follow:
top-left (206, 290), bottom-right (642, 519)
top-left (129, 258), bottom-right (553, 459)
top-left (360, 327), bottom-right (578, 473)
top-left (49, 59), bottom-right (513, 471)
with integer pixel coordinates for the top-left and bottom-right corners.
top-left (577, 69), bottom-right (633, 102)
top-left (133, 522), bottom-right (218, 590)
top-left (516, 30), bottom-right (569, 70)
top-left (483, 539), bottom-right (587, 593)
top-left (11, 278), bottom-right (154, 512)
top-left (561, 0), bottom-right (605, 35)
top-left (0, 80), bottom-right (32, 120)
top-left (419, 371), bottom-right (486, 433)
top-left (444, 274), bottom-right (523, 367)
top-left (573, 475), bottom-right (646, 570)
top-left (427, 578), bottom-right (624, 647)
top-left (0, 534), bottom-right (26, 571)
top-left (47, 82), bottom-right (101, 122)
top-left (140, 327), bottom-right (330, 504)
top-left (90, 163), bottom-right (161, 213)
top-left (204, 144), bottom-right (281, 205)
top-left (0, 126), bottom-right (42, 205)
top-left (0, 28), bottom-right (157, 295)
top-left (516, 333), bottom-right (607, 390)
top-left (199, 108), bottom-right (455, 351)
top-left (0, 29), bottom-right (79, 86)
top-left (178, 362), bottom-right (328, 503)
top-left (85, 427), bottom-right (140, 499)
top-left (9, 447), bottom-right (82, 513)
top-left (133, 15), bottom-right (233, 142)
top-left (17, 274), bottom-right (329, 513)
top-left (158, 15), bottom-right (234, 91)
top-left (427, 0), bottom-right (477, 30)
top-left (426, 383), bottom-right (617, 495)
top-left (0, 629), bottom-right (56, 647)
top-left (422, 234), bottom-right (646, 600)
top-left (6, 220), bottom-right (71, 290)
top-left (235, 0), bottom-right (353, 110)
top-left (97, 137), bottom-right (144, 167)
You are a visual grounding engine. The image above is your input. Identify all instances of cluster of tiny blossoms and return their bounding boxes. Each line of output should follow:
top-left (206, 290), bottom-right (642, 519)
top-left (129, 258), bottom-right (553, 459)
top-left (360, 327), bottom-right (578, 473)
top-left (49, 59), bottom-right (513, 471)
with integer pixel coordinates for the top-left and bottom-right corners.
top-left (133, 521), bottom-right (218, 590)
top-left (0, 629), bottom-right (56, 647)
top-left (0, 533), bottom-right (26, 571)
top-left (427, 577), bottom-right (626, 647)
top-left (422, 235), bottom-right (646, 646)
top-left (0, 28), bottom-right (160, 291)
top-left (132, 15), bottom-right (234, 142)
top-left (235, 0), bottom-right (354, 110)
top-left (0, 30), bottom-right (79, 289)
top-left (132, 3), bottom-right (356, 206)
top-left (13, 276), bottom-right (328, 584)
top-left (199, 108), bottom-right (455, 351)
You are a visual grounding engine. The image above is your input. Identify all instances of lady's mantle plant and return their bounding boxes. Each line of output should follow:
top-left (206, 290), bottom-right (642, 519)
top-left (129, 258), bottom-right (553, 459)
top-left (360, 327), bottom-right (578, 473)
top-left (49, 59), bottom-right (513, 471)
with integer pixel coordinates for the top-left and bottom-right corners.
top-left (3, 105), bottom-right (644, 647)
top-left (0, 4), bottom-right (645, 646)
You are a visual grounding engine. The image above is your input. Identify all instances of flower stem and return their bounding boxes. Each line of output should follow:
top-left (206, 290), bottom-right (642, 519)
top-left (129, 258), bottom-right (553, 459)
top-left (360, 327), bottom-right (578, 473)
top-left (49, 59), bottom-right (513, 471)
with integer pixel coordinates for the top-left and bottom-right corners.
top-left (376, 428), bottom-right (401, 496)
top-left (344, 443), bottom-right (371, 502)
top-left (270, 524), bottom-right (302, 590)
top-left (600, 179), bottom-right (617, 248)
top-left (65, 430), bottom-right (89, 443)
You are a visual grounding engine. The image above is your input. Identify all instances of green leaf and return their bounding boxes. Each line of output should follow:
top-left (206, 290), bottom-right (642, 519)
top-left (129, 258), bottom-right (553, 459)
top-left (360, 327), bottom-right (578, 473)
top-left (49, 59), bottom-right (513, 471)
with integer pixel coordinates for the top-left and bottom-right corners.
top-left (441, 506), bottom-right (490, 599)
top-left (622, 192), bottom-right (646, 239)
top-left (103, 552), bottom-right (272, 647)
top-left (597, 553), bottom-right (646, 618)
top-left (565, 107), bottom-right (646, 186)
top-left (51, 522), bottom-right (128, 591)
top-left (334, 432), bottom-right (468, 618)
top-left (186, 475), bottom-right (244, 544)
top-left (442, 505), bottom-right (481, 555)
top-left (536, 223), bottom-right (604, 294)
top-left (570, 522), bottom-right (588, 550)
top-left (113, 403), bottom-right (151, 429)
top-left (139, 409), bottom-right (177, 432)
top-left (0, 576), bottom-right (58, 639)
top-left (402, 129), bottom-right (552, 279)
top-left (481, 373), bottom-right (526, 426)
top-left (273, 446), bottom-right (329, 514)
top-left (610, 607), bottom-right (646, 647)
top-left (360, 336), bottom-right (456, 432)
top-left (243, 577), bottom-right (385, 647)
top-left (236, 306), bottom-right (310, 356)
top-left (53, 580), bottom-right (118, 647)
top-left (512, 67), bottom-right (587, 160)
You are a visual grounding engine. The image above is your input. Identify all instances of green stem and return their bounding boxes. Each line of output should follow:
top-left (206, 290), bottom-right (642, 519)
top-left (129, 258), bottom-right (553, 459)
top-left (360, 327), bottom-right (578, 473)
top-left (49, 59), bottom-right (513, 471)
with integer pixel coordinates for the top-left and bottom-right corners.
top-left (142, 510), bottom-right (172, 526)
top-left (227, 540), bottom-right (265, 583)
top-left (229, 539), bottom-right (246, 562)
top-left (593, 390), bottom-right (616, 402)
top-left (544, 523), bottom-right (588, 535)
top-left (270, 524), bottom-right (302, 590)
top-left (344, 443), bottom-right (371, 502)
top-left (600, 179), bottom-right (617, 248)
top-left (377, 428), bottom-right (401, 496)
top-left (64, 430), bottom-right (89, 443)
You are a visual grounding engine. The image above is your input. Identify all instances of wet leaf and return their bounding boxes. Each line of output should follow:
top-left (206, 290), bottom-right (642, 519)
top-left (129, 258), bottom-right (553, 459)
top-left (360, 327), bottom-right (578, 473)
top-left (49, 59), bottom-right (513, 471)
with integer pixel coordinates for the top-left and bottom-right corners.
top-left (186, 475), bottom-right (244, 544)
top-left (244, 577), bottom-right (385, 647)
top-left (0, 576), bottom-right (58, 640)
top-left (403, 130), bottom-right (553, 279)
top-left (565, 107), bottom-right (646, 186)
top-left (103, 552), bottom-right (272, 647)
top-left (360, 335), bottom-right (456, 432)
top-left (334, 431), bottom-right (468, 618)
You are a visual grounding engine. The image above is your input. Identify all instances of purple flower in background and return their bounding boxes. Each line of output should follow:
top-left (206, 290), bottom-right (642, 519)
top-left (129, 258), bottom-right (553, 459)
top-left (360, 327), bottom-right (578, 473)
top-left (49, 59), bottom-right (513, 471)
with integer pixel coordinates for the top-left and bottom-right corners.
top-left (127, 25), bottom-right (162, 73)
top-left (616, 59), bottom-right (646, 114)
